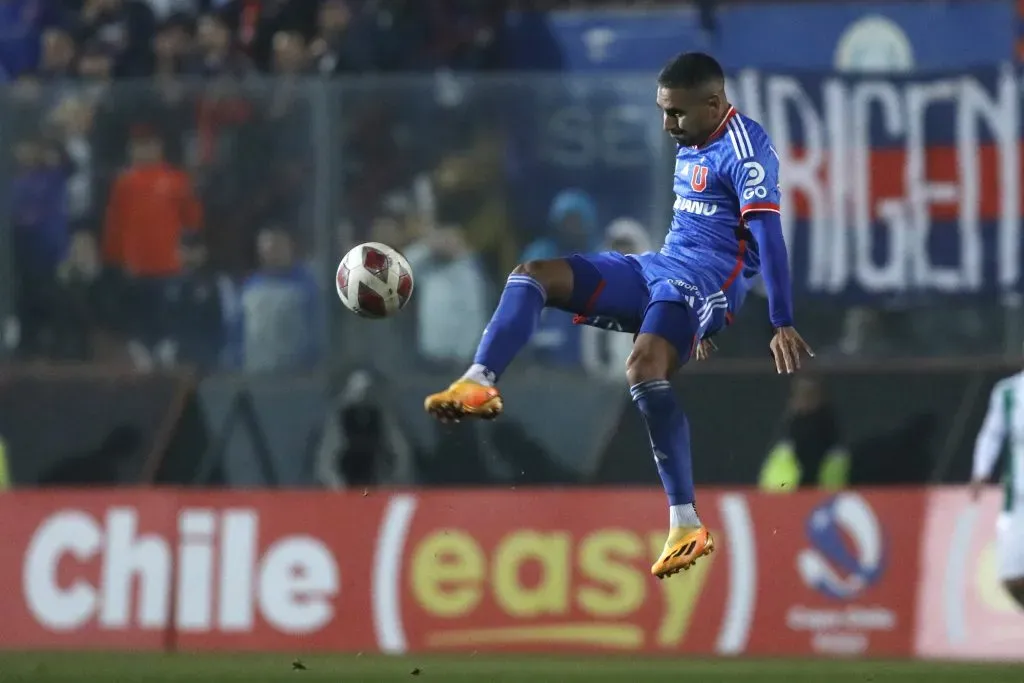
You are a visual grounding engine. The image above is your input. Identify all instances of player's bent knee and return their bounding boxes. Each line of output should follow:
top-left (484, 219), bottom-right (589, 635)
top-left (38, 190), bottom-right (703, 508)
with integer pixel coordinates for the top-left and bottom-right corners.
top-left (625, 334), bottom-right (677, 386)
top-left (512, 259), bottom-right (573, 305)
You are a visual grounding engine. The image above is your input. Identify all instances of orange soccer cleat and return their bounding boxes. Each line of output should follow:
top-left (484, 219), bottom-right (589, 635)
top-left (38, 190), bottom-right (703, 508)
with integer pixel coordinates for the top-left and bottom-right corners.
top-left (424, 378), bottom-right (504, 422)
top-left (651, 526), bottom-right (715, 580)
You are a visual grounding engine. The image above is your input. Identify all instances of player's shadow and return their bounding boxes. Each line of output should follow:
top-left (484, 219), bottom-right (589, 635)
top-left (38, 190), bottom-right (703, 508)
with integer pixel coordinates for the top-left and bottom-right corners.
top-left (37, 425), bottom-right (143, 486)
top-left (419, 419), bottom-right (577, 486)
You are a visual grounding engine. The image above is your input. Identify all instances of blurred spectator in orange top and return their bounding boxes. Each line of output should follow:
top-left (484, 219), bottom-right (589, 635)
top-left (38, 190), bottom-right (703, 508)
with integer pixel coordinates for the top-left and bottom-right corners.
top-left (102, 124), bottom-right (203, 368)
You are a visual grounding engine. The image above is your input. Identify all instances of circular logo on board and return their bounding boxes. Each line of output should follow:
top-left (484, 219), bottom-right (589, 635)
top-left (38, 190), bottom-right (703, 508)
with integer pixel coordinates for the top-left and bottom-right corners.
top-left (797, 493), bottom-right (886, 601)
top-left (834, 15), bottom-right (914, 73)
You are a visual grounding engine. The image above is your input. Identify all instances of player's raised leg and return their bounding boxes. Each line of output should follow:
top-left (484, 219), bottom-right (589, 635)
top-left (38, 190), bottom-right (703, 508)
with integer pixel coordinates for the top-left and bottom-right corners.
top-left (627, 303), bottom-right (714, 579)
top-left (425, 253), bottom-right (648, 421)
top-left (424, 259), bottom-right (575, 421)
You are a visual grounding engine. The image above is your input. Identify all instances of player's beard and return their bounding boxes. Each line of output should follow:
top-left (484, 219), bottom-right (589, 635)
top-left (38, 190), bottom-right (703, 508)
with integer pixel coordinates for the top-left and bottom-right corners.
top-left (670, 130), bottom-right (692, 146)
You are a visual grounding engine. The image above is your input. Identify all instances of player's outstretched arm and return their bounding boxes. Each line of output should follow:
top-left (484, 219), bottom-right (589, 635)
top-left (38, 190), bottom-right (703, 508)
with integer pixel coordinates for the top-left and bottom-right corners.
top-left (727, 130), bottom-right (812, 373)
top-left (970, 382), bottom-right (1009, 500)
top-left (745, 211), bottom-right (814, 373)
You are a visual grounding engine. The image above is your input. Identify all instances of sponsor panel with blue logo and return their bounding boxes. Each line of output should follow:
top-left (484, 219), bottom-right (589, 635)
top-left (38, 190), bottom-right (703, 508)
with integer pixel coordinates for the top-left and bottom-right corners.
top-left (788, 493), bottom-right (898, 655)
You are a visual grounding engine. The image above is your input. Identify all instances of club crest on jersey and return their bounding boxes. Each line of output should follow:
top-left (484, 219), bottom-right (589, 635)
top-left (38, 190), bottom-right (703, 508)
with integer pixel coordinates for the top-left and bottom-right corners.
top-left (689, 164), bottom-right (709, 193)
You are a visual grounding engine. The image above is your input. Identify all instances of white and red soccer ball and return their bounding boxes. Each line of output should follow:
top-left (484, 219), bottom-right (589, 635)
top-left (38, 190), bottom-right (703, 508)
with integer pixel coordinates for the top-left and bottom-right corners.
top-left (336, 242), bottom-right (414, 318)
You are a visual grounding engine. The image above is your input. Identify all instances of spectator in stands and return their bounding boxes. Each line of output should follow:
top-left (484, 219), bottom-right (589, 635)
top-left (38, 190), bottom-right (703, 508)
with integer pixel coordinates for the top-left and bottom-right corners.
top-left (216, 0), bottom-right (319, 72)
top-left (309, 0), bottom-right (375, 75)
top-left (521, 188), bottom-right (600, 261)
top-left (405, 224), bottom-right (489, 365)
top-left (250, 30), bottom-right (314, 252)
top-left (525, 188), bottom-right (601, 368)
top-left (49, 96), bottom-right (96, 233)
top-left (11, 135), bottom-right (70, 358)
top-left (142, 18), bottom-right (195, 167)
top-left (77, 38), bottom-right (116, 92)
top-left (71, 38), bottom-right (125, 203)
top-left (74, 0), bottom-right (156, 77)
top-left (270, 29), bottom-right (308, 75)
top-left (580, 217), bottom-right (651, 380)
top-left (759, 376), bottom-right (850, 491)
top-left (38, 27), bottom-right (77, 84)
top-left (102, 124), bottom-right (203, 368)
top-left (314, 369), bottom-right (414, 489)
top-left (166, 232), bottom-right (234, 371)
top-left (195, 11), bottom-right (252, 77)
top-left (146, 0), bottom-right (200, 21)
top-left (604, 216), bottom-right (651, 256)
top-left (0, 0), bottom-right (58, 79)
top-left (52, 230), bottom-right (104, 360)
top-left (150, 13), bottom-right (192, 79)
top-left (430, 117), bottom-right (516, 276)
top-left (228, 225), bottom-right (323, 373)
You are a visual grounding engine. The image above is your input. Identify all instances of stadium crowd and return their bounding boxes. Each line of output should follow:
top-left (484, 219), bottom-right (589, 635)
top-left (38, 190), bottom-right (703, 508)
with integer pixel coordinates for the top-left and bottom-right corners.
top-left (4, 0), bottom-right (701, 372)
top-left (2, 0), bottom-right (974, 377)
top-left (4, 0), bottom-right (513, 371)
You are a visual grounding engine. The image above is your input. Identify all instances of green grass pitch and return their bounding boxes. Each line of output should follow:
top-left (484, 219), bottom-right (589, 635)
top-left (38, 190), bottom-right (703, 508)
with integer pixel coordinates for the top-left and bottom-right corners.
top-left (0, 653), bottom-right (1022, 683)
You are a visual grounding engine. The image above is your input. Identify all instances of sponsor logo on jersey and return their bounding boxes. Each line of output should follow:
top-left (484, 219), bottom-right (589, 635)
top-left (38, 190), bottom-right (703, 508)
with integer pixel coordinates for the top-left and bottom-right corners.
top-left (673, 196), bottom-right (719, 217)
top-left (667, 279), bottom-right (699, 292)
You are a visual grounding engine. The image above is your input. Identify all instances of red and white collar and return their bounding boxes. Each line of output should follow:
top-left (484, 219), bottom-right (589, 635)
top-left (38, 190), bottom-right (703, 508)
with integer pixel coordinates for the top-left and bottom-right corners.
top-left (693, 105), bottom-right (737, 149)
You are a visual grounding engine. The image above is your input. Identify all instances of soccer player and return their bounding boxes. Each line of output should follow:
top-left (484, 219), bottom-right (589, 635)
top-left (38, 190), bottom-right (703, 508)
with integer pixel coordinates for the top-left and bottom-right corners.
top-left (970, 373), bottom-right (1024, 609)
top-left (424, 52), bottom-right (813, 579)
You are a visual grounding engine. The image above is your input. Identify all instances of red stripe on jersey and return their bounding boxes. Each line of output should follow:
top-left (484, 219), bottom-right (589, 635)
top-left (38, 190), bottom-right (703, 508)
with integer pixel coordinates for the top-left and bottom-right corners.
top-left (721, 239), bottom-right (747, 292)
top-left (740, 202), bottom-right (781, 215)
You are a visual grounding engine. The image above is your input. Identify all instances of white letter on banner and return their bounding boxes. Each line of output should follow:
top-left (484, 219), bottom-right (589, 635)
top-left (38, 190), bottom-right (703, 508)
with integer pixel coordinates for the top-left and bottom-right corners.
top-left (765, 75), bottom-right (827, 292)
top-left (733, 69), bottom-right (765, 125)
top-left (850, 80), bottom-right (907, 292)
top-left (959, 67), bottom-right (1020, 291)
top-left (905, 78), bottom-right (962, 291)
top-left (822, 77), bottom-right (849, 293)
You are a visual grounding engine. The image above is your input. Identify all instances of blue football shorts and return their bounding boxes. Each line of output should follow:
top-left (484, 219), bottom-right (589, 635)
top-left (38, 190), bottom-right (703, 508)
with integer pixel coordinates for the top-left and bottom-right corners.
top-left (564, 250), bottom-right (748, 361)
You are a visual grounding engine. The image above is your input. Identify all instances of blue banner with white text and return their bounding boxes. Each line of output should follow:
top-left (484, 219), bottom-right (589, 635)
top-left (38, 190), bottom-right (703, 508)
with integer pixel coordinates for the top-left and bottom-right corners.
top-left (504, 67), bottom-right (1024, 302)
top-left (731, 67), bottom-right (1022, 299)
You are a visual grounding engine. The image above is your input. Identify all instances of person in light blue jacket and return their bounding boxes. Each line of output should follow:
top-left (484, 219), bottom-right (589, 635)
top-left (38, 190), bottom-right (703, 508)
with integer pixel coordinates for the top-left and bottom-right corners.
top-left (520, 188), bottom-right (600, 262)
top-left (226, 226), bottom-right (323, 373)
top-left (521, 189), bottom-right (601, 368)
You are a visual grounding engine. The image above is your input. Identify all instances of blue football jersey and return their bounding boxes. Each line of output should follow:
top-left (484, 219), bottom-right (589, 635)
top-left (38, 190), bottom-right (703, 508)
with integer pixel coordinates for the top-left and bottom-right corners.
top-left (662, 107), bottom-right (781, 287)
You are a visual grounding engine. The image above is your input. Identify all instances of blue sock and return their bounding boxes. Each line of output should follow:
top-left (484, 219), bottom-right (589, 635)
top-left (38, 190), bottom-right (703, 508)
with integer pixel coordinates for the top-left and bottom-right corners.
top-left (471, 274), bottom-right (547, 381)
top-left (630, 380), bottom-right (696, 508)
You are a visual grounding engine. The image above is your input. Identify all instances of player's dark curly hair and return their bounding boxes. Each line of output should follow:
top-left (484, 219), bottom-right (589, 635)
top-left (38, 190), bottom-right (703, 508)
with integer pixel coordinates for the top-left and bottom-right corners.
top-left (657, 52), bottom-right (725, 89)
